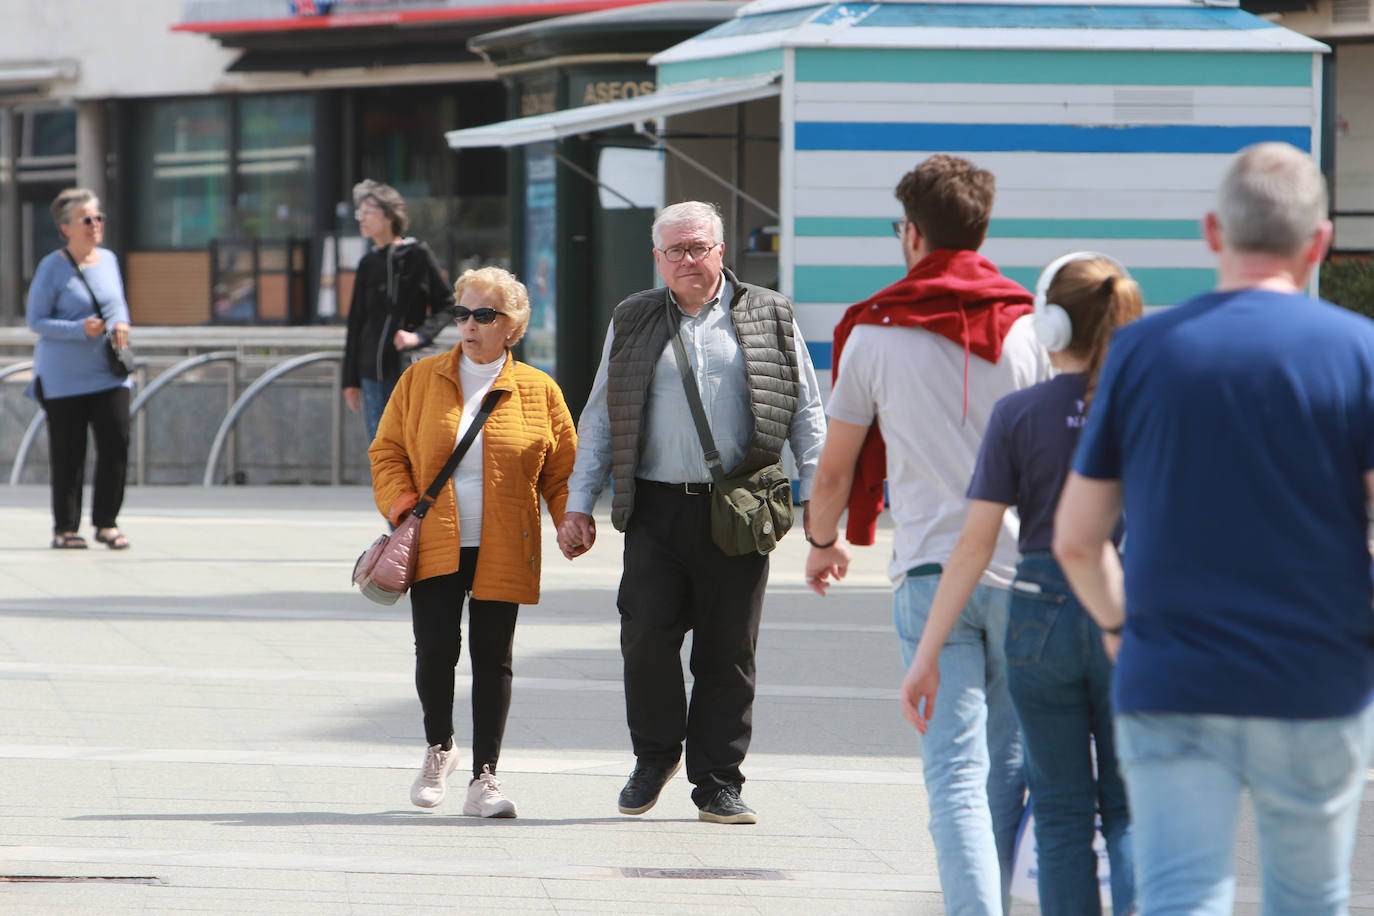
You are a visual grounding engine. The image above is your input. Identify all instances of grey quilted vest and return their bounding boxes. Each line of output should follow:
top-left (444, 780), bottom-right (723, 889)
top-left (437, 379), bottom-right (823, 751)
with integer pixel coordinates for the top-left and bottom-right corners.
top-left (606, 269), bottom-right (800, 532)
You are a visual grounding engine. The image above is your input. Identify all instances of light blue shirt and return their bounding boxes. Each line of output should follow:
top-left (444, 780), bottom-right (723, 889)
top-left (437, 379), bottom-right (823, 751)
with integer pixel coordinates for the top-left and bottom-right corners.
top-left (26, 247), bottom-right (133, 399)
top-left (566, 275), bottom-right (826, 514)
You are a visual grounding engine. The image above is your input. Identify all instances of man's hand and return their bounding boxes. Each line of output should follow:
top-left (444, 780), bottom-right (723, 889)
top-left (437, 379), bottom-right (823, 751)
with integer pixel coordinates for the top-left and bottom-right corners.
top-left (83, 316), bottom-right (105, 338)
top-left (393, 329), bottom-right (422, 351)
top-left (804, 542), bottom-right (851, 596)
top-left (111, 321), bottom-right (130, 350)
top-left (557, 511), bottom-right (596, 559)
top-left (343, 387), bottom-right (362, 414)
top-left (1101, 631), bottom-right (1122, 663)
top-left (900, 650), bottom-right (940, 734)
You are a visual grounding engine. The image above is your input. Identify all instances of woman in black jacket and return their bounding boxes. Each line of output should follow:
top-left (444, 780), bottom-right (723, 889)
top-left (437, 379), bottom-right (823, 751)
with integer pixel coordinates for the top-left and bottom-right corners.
top-left (342, 180), bottom-right (457, 441)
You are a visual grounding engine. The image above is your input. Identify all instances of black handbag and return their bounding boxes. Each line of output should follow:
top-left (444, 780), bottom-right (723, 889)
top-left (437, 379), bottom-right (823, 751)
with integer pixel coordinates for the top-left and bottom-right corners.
top-left (353, 388), bottom-right (504, 604)
top-left (62, 248), bottom-right (136, 378)
top-left (666, 302), bottom-right (793, 556)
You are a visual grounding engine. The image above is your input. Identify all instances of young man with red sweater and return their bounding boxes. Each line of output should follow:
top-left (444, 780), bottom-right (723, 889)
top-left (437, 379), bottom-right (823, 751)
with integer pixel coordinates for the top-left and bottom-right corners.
top-left (805, 155), bottom-right (1050, 914)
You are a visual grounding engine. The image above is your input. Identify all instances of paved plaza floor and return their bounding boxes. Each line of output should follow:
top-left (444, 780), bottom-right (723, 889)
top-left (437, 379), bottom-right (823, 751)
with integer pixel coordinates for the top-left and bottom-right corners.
top-left (0, 485), bottom-right (1371, 914)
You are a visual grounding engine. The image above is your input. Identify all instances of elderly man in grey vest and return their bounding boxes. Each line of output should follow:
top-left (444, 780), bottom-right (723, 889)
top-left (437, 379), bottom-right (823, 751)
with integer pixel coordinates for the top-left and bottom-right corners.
top-left (558, 200), bottom-right (826, 824)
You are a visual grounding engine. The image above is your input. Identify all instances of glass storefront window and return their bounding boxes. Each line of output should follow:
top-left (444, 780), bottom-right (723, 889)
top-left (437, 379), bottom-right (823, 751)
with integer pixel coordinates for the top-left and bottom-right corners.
top-left (237, 94), bottom-right (314, 240)
top-left (132, 98), bottom-right (230, 248)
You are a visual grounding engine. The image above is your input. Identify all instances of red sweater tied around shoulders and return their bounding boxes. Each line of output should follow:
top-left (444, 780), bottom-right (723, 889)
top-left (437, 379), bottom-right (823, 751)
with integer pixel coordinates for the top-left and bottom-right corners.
top-left (831, 248), bottom-right (1033, 545)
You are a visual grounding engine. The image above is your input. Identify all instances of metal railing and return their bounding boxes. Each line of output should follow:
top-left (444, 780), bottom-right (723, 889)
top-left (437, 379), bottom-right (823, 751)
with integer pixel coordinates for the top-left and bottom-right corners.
top-left (1, 329), bottom-right (359, 487)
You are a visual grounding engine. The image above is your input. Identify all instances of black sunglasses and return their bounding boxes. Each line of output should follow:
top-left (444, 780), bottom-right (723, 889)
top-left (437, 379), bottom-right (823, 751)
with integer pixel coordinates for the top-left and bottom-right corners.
top-left (454, 306), bottom-right (503, 325)
top-left (81, 213), bottom-right (106, 226)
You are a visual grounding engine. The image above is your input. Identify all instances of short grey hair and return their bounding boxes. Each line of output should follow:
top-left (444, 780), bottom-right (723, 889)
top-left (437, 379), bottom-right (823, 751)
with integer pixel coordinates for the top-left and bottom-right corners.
top-left (352, 179), bottom-right (409, 236)
top-left (1215, 143), bottom-right (1327, 257)
top-left (651, 201), bottom-right (724, 249)
top-left (51, 187), bottom-right (97, 228)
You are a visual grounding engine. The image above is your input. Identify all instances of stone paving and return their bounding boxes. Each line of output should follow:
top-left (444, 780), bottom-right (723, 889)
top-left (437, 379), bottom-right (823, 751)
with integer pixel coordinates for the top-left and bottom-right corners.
top-left (0, 484), bottom-right (1370, 914)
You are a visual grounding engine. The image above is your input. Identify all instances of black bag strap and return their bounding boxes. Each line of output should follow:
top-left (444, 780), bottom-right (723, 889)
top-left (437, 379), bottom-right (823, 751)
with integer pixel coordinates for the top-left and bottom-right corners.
top-left (412, 387), bottom-right (505, 519)
top-left (665, 299), bottom-right (727, 484)
top-left (61, 248), bottom-right (116, 325)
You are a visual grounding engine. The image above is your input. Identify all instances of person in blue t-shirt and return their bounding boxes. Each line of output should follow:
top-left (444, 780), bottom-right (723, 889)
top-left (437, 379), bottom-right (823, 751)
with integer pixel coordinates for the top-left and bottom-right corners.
top-left (901, 252), bottom-right (1142, 916)
top-left (1055, 142), bottom-right (1374, 915)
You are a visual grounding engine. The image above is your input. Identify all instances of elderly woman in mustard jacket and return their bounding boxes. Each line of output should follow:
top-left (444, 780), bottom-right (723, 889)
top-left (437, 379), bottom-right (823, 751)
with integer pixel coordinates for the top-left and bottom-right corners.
top-left (370, 266), bottom-right (576, 818)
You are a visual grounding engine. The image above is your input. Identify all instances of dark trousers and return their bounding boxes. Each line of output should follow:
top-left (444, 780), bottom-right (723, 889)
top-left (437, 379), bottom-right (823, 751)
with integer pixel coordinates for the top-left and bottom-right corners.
top-left (618, 481), bottom-right (769, 806)
top-left (409, 547), bottom-right (520, 779)
top-left (40, 384), bottom-right (130, 534)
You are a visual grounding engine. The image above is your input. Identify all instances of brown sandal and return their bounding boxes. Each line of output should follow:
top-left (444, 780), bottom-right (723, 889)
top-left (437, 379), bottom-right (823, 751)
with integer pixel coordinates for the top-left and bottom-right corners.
top-left (51, 532), bottom-right (88, 549)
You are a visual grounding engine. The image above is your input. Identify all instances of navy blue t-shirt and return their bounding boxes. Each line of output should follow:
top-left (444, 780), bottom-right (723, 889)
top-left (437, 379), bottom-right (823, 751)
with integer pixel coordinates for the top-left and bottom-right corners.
top-left (968, 372), bottom-right (1090, 553)
top-left (1074, 288), bottom-right (1374, 719)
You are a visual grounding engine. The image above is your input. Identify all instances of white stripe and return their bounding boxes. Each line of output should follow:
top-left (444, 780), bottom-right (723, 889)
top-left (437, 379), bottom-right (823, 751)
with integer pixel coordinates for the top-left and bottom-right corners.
top-left (795, 236), bottom-right (1214, 269)
top-left (794, 150), bottom-right (1232, 194)
top-left (794, 99), bottom-right (1311, 128)
top-left (796, 186), bottom-right (1214, 220)
top-left (796, 302), bottom-right (848, 341)
top-left (794, 81), bottom-right (1315, 110)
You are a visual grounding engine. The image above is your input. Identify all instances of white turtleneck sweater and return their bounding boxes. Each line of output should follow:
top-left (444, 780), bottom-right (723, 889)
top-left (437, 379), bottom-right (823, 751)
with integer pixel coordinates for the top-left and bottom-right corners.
top-left (453, 352), bottom-right (504, 547)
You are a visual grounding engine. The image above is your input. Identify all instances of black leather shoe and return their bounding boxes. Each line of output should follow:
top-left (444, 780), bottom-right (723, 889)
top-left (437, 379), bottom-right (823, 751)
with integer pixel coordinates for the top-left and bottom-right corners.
top-left (697, 785), bottom-right (757, 825)
top-left (617, 759), bottom-right (682, 815)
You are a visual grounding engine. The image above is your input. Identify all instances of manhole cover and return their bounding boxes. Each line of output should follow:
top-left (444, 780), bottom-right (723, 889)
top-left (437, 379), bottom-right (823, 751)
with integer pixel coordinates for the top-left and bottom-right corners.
top-left (620, 867), bottom-right (786, 881)
top-left (0, 876), bottom-right (164, 885)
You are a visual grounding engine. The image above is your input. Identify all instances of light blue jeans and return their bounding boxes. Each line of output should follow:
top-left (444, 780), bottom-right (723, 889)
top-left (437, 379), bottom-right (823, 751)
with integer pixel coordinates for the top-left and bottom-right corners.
top-left (895, 570), bottom-right (1026, 916)
top-left (1115, 707), bottom-right (1374, 915)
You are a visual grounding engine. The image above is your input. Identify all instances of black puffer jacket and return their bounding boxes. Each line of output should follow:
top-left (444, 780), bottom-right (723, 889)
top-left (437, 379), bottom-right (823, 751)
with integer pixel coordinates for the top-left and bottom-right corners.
top-left (342, 239), bottom-right (456, 388)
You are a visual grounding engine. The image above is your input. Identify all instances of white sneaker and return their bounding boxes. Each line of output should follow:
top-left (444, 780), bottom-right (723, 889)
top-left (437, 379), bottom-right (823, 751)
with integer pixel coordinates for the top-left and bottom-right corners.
top-left (463, 764), bottom-right (517, 818)
top-left (410, 743), bottom-right (458, 808)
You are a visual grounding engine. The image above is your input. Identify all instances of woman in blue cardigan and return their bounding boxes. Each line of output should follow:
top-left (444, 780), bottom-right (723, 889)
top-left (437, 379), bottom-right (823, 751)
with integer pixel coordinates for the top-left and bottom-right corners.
top-left (26, 188), bottom-right (133, 550)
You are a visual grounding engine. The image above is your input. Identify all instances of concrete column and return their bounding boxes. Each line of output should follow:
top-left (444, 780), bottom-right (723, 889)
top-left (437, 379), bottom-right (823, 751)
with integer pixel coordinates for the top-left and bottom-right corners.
top-left (0, 108), bottom-right (20, 325)
top-left (75, 99), bottom-right (106, 201)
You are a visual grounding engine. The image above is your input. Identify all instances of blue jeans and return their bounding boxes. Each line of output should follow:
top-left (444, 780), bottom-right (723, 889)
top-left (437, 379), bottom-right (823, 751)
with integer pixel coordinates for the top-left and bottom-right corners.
top-left (1007, 552), bottom-right (1133, 916)
top-left (895, 570), bottom-right (1025, 916)
top-left (361, 376), bottom-right (398, 444)
top-left (1115, 707), bottom-right (1374, 915)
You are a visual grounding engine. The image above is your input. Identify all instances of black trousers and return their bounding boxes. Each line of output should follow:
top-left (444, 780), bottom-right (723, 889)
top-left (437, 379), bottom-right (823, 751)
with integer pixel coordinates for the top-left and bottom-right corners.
top-left (409, 547), bottom-right (519, 778)
top-left (619, 481), bottom-right (769, 806)
top-left (40, 384), bottom-right (130, 534)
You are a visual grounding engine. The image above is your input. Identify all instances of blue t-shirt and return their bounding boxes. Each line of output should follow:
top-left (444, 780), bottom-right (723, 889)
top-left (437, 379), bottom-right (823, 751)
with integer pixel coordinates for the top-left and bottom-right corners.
top-left (968, 372), bottom-right (1090, 553)
top-left (25, 247), bottom-right (132, 400)
top-left (1074, 288), bottom-right (1374, 719)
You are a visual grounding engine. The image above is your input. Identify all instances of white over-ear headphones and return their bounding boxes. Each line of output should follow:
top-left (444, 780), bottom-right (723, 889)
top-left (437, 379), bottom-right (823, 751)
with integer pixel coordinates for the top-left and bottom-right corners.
top-left (1033, 251), bottom-right (1127, 353)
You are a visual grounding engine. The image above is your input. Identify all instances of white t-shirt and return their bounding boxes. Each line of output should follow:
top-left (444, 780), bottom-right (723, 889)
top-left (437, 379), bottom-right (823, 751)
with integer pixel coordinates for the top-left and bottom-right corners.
top-left (453, 353), bottom-right (505, 547)
top-left (826, 314), bottom-right (1052, 588)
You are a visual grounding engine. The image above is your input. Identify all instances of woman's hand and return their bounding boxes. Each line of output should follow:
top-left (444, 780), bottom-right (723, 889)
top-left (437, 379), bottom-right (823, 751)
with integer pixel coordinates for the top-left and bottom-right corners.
top-left (343, 387), bottom-right (362, 414)
top-left (393, 329), bottom-right (422, 351)
top-left (111, 322), bottom-right (130, 349)
top-left (83, 316), bottom-right (105, 338)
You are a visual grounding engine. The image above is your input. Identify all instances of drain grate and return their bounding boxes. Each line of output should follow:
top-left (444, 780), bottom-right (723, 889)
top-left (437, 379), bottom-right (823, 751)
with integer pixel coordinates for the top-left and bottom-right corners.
top-left (1, 875), bottom-right (164, 885)
top-left (620, 867), bottom-right (786, 881)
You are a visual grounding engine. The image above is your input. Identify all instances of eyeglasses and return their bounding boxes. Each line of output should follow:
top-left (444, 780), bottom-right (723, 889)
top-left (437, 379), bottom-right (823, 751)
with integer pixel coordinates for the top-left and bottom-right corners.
top-left (354, 207), bottom-right (380, 221)
top-left (891, 219), bottom-right (907, 239)
top-left (454, 306), bottom-right (503, 325)
top-left (81, 213), bottom-right (106, 226)
top-left (657, 243), bottom-right (720, 263)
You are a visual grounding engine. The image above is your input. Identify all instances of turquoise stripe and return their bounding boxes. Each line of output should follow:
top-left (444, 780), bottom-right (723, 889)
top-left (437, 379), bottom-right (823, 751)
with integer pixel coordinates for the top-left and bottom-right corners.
top-left (657, 50), bottom-right (784, 87)
top-left (795, 217), bottom-right (1203, 240)
top-left (794, 48), bottom-right (1313, 86)
top-left (794, 265), bottom-right (1216, 306)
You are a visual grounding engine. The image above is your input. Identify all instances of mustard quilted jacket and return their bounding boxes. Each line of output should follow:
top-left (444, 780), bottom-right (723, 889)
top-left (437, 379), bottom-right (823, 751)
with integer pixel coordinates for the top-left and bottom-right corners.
top-left (369, 347), bottom-right (576, 604)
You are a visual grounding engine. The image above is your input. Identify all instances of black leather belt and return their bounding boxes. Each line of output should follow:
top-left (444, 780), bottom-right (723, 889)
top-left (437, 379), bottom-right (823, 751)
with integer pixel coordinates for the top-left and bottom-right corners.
top-left (636, 478), bottom-right (713, 496)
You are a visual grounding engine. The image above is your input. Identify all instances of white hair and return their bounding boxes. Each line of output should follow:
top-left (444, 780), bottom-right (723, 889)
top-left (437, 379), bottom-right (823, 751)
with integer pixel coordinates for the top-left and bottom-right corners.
top-left (1215, 143), bottom-right (1327, 257)
top-left (651, 201), bottom-right (724, 248)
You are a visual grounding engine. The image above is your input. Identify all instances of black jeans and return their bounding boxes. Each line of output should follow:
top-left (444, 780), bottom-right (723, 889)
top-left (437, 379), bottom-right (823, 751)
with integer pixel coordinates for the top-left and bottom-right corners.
top-left (409, 547), bottom-right (519, 778)
top-left (618, 481), bottom-right (769, 806)
top-left (40, 384), bottom-right (130, 534)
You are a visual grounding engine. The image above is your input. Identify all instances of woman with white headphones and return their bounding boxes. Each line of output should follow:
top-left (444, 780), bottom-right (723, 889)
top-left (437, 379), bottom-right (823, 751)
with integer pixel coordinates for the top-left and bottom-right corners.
top-left (901, 252), bottom-right (1143, 916)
